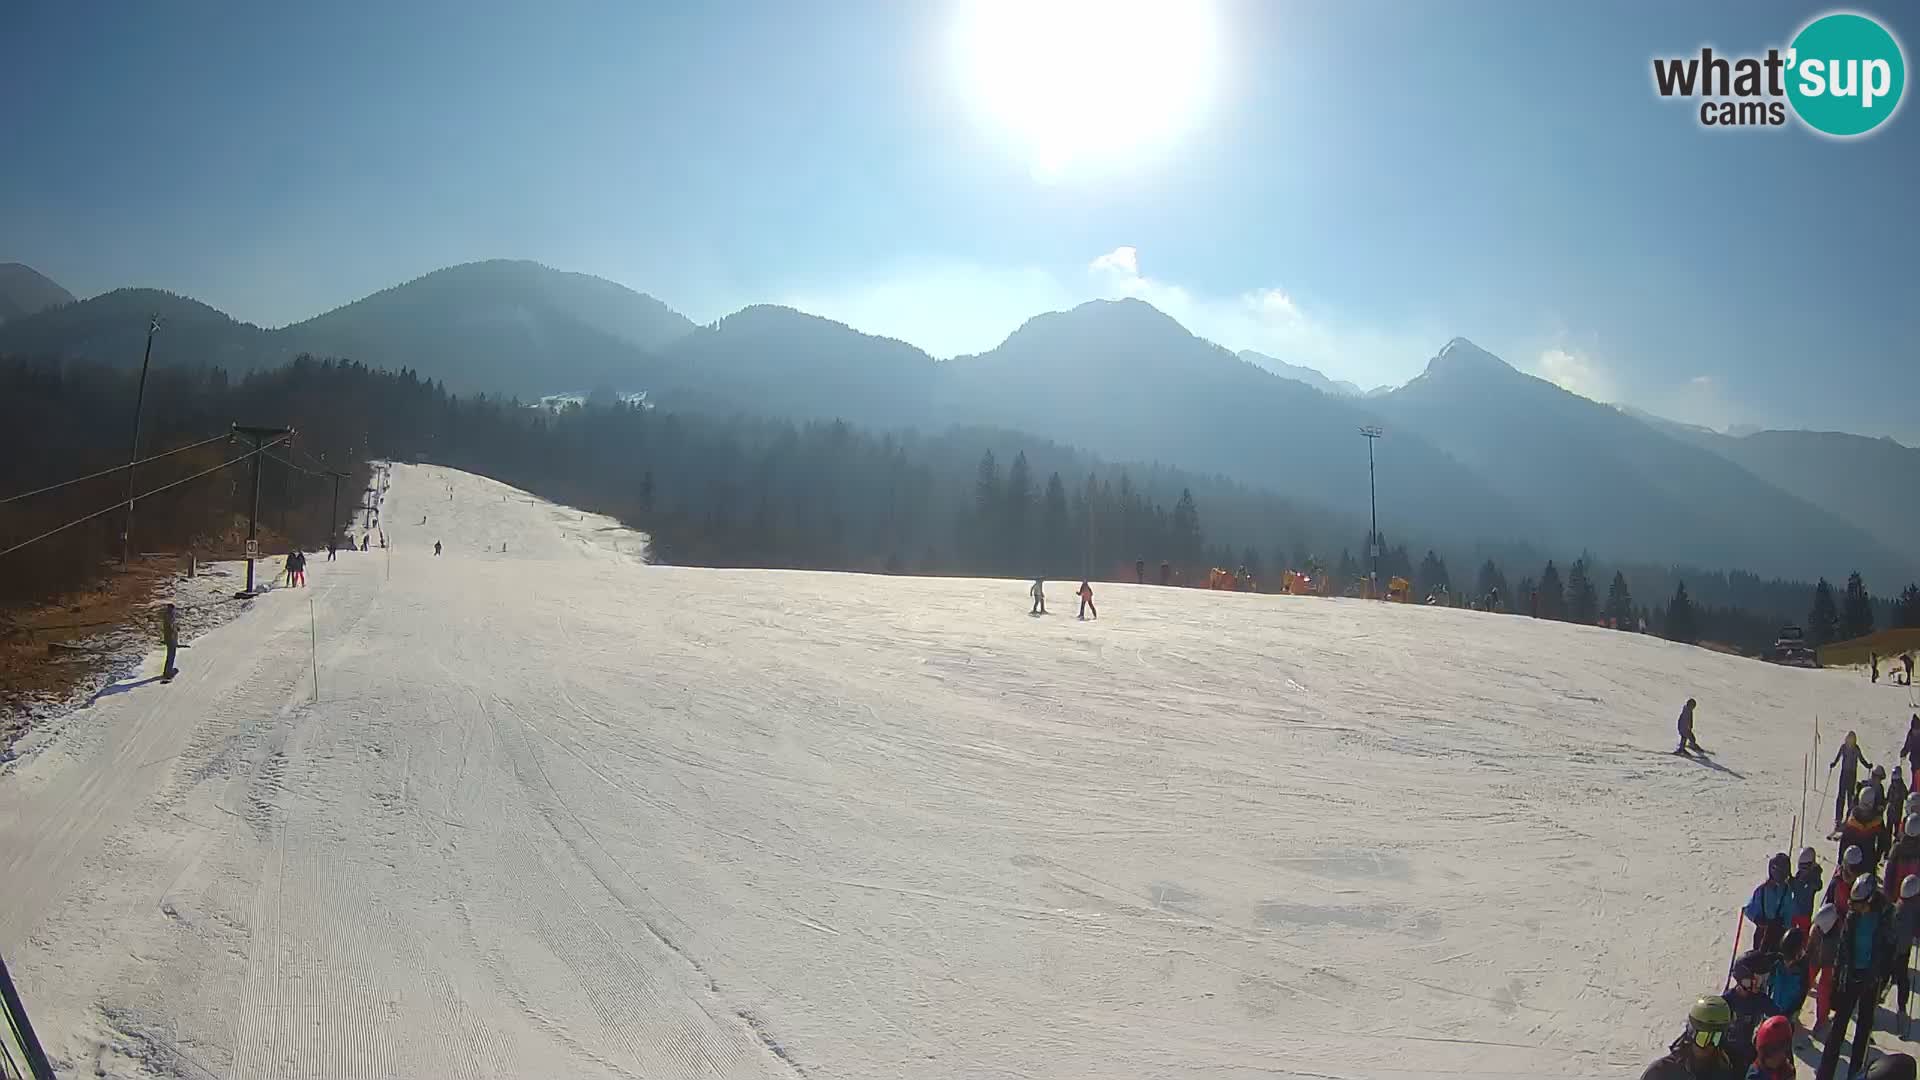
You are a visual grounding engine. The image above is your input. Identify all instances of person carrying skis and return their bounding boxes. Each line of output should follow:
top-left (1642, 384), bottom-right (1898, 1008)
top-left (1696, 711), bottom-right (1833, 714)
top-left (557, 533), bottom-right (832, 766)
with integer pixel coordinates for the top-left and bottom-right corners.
top-left (1747, 1014), bottom-right (1795, 1080)
top-left (1746, 853), bottom-right (1796, 953)
top-left (1894, 768), bottom-right (1912, 836)
top-left (1768, 927), bottom-right (1811, 1029)
top-left (1030, 578), bottom-right (1046, 615)
top-left (1790, 848), bottom-right (1825, 935)
top-left (1817, 872), bottom-right (1895, 1080)
top-left (1640, 995), bottom-right (1740, 1080)
top-left (1678, 698), bottom-right (1705, 754)
top-left (1893, 874), bottom-right (1920, 1036)
top-left (1833, 732), bottom-right (1874, 831)
top-left (1077, 580), bottom-right (1096, 620)
top-left (1724, 950), bottom-right (1784, 1074)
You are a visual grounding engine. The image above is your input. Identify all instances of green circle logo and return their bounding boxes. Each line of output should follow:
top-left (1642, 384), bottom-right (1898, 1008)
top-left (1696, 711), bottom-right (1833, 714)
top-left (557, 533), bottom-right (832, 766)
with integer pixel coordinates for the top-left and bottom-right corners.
top-left (1787, 12), bottom-right (1906, 136)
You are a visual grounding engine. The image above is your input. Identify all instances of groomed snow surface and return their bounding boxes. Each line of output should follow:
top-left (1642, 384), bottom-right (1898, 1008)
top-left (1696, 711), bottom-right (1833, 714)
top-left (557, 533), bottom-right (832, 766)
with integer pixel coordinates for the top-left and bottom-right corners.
top-left (4, 463), bottom-right (1917, 1079)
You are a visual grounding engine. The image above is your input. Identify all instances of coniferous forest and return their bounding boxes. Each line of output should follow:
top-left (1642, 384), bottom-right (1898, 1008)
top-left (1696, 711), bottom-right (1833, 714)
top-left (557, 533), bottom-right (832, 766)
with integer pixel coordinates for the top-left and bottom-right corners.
top-left (4, 355), bottom-right (1913, 656)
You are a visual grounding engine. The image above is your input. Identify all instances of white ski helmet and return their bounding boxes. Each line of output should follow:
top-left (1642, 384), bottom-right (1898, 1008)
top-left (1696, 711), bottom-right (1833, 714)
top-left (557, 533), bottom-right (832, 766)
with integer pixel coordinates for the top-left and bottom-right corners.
top-left (1798, 846), bottom-right (1819, 867)
top-left (1906, 813), bottom-right (1920, 836)
top-left (1846, 845), bottom-right (1868, 869)
top-left (1861, 786), bottom-right (1881, 811)
top-left (1853, 873), bottom-right (1880, 903)
top-left (1904, 876), bottom-right (1920, 901)
top-left (1815, 903), bottom-right (1841, 932)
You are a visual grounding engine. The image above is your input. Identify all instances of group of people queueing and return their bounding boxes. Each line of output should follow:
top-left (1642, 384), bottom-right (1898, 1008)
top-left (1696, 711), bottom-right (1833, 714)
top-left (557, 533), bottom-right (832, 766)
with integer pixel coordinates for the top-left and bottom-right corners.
top-left (1645, 717), bottom-right (1920, 1079)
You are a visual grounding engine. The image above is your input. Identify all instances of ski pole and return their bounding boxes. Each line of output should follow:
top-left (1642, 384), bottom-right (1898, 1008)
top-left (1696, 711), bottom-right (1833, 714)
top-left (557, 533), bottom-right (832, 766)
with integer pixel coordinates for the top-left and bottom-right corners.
top-left (1726, 910), bottom-right (1746, 988)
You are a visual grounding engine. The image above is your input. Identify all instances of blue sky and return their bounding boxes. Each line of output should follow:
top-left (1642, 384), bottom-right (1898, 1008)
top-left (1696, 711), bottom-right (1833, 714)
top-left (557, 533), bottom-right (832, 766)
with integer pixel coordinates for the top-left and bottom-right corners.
top-left (3, 1), bottom-right (1915, 439)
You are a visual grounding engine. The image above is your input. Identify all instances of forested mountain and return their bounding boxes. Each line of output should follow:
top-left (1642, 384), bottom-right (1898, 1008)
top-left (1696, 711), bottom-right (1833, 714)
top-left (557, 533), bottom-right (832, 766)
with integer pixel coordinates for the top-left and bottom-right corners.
top-left (1640, 421), bottom-right (1920, 562)
top-left (0, 263), bottom-right (73, 322)
top-left (1369, 339), bottom-right (1910, 583)
top-left (0, 260), bottom-right (689, 397)
top-left (1236, 349), bottom-right (1362, 397)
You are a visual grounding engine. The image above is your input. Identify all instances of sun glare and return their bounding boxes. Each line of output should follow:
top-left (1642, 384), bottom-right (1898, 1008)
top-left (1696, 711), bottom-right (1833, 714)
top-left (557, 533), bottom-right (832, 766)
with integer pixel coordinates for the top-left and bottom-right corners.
top-left (954, 0), bottom-right (1220, 180)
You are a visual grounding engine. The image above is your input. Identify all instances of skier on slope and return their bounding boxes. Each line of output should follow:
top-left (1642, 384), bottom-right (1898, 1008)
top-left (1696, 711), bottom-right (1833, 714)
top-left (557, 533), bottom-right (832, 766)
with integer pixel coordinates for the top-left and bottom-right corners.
top-left (1903, 716), bottom-right (1920, 777)
top-left (1893, 875), bottom-right (1920, 1035)
top-left (1874, 652), bottom-right (1881, 683)
top-left (1905, 654), bottom-right (1916, 686)
top-left (1818, 873), bottom-right (1897, 1080)
top-left (1677, 699), bottom-right (1706, 754)
top-left (1077, 580), bottom-right (1096, 620)
top-left (1893, 768), bottom-right (1912, 836)
top-left (1833, 732), bottom-right (1874, 831)
top-left (1723, 950), bottom-right (1784, 1074)
top-left (1641, 995), bottom-right (1740, 1080)
top-left (159, 602), bottom-right (180, 683)
top-left (1030, 578), bottom-right (1046, 615)
top-left (1767, 927), bottom-right (1811, 1030)
top-left (434, 540), bottom-right (442, 556)
top-left (1838, 789), bottom-right (1890, 871)
top-left (1809, 902), bottom-right (1841, 1029)
top-left (1790, 848), bottom-right (1824, 936)
top-left (1746, 853), bottom-right (1796, 953)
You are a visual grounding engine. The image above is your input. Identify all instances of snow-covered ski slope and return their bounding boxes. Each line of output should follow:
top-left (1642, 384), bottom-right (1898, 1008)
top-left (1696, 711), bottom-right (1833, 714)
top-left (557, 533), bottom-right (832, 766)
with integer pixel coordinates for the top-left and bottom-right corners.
top-left (4, 463), bottom-right (1915, 1079)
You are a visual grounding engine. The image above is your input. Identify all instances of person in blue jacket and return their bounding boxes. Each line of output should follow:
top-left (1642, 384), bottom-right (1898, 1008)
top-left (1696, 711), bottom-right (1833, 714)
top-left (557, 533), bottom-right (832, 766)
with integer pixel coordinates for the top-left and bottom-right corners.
top-left (1746, 852), bottom-right (1796, 953)
top-left (1767, 927), bottom-right (1810, 1023)
top-left (1818, 872), bottom-right (1896, 1080)
top-left (1790, 847), bottom-right (1825, 935)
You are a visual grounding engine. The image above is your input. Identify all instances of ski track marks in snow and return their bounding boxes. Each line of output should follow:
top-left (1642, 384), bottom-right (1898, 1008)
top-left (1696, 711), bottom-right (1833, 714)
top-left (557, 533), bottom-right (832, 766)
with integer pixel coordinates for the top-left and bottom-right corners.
top-left (2, 461), bottom-right (1913, 1078)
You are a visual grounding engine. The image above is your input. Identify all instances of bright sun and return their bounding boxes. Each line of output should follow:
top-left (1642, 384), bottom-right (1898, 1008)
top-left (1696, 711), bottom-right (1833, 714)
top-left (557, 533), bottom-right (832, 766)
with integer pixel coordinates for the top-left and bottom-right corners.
top-left (954, 0), bottom-right (1220, 180)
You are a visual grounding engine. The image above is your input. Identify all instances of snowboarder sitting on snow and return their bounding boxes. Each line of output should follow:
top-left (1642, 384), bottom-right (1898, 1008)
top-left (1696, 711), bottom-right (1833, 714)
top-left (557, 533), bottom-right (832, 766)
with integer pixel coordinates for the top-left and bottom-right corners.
top-left (1677, 698), bottom-right (1705, 754)
top-left (1768, 928), bottom-right (1810, 1027)
top-left (1724, 950), bottom-right (1784, 1074)
top-left (1840, 788), bottom-right (1890, 871)
top-left (1818, 872), bottom-right (1896, 1080)
top-left (1833, 732), bottom-right (1874, 830)
top-left (1791, 848), bottom-right (1824, 935)
top-left (1747, 1014), bottom-right (1795, 1080)
top-left (1746, 853), bottom-right (1796, 953)
top-left (1640, 995), bottom-right (1740, 1080)
top-left (1077, 580), bottom-right (1096, 620)
top-left (1030, 578), bottom-right (1046, 615)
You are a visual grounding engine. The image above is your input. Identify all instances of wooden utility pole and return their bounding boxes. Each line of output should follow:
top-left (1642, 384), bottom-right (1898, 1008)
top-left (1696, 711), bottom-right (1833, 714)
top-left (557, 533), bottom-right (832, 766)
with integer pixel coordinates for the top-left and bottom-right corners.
top-left (234, 424), bottom-right (292, 594)
top-left (1361, 426), bottom-right (1383, 598)
top-left (119, 315), bottom-right (160, 564)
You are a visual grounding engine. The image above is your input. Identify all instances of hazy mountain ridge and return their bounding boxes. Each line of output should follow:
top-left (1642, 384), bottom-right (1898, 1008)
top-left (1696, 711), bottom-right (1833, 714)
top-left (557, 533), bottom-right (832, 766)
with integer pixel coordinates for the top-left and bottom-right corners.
top-left (0, 263), bottom-right (74, 322)
top-left (1235, 348), bottom-right (1363, 397)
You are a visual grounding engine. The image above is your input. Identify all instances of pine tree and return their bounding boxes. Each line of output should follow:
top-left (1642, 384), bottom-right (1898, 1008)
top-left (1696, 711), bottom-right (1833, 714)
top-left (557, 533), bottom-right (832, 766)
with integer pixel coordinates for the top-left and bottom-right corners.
top-left (1894, 583), bottom-right (1920, 629)
top-left (1170, 488), bottom-right (1202, 569)
top-left (1417, 550), bottom-right (1450, 599)
top-left (1666, 581), bottom-right (1698, 644)
top-left (1808, 579), bottom-right (1840, 646)
top-left (1516, 576), bottom-right (1537, 612)
top-left (1841, 571), bottom-right (1875, 640)
top-left (1004, 451), bottom-right (1034, 573)
top-left (972, 450), bottom-right (1001, 572)
top-left (1336, 548), bottom-right (1358, 586)
top-left (1604, 571), bottom-right (1635, 628)
top-left (1041, 472), bottom-right (1070, 577)
top-left (1242, 547), bottom-right (1265, 588)
top-left (1475, 559), bottom-right (1508, 605)
top-left (1566, 558), bottom-right (1598, 625)
top-left (1538, 561), bottom-right (1565, 620)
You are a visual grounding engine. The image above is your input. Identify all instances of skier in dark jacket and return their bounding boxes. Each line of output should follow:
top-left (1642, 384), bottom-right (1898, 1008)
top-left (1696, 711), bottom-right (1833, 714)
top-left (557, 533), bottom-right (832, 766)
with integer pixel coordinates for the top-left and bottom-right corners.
top-left (1677, 698), bottom-right (1705, 754)
top-left (1790, 847), bottom-right (1825, 934)
top-left (1834, 732), bottom-right (1874, 831)
top-left (1724, 950), bottom-right (1784, 1074)
top-left (1745, 853), bottom-right (1796, 953)
top-left (1893, 874), bottom-right (1920, 1035)
top-left (1817, 873), bottom-right (1896, 1080)
top-left (1839, 789), bottom-right (1890, 871)
top-left (1641, 995), bottom-right (1740, 1080)
top-left (1893, 767), bottom-right (1912, 835)
top-left (1889, 816), bottom-right (1920, 904)
top-left (1865, 765), bottom-right (1890, 816)
top-left (1903, 715), bottom-right (1920, 777)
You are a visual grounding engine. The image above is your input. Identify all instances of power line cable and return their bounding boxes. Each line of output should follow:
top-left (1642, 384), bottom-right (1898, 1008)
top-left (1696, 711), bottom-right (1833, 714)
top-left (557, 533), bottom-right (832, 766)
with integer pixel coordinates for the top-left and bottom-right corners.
top-left (0, 432), bottom-right (233, 505)
top-left (0, 436), bottom-right (288, 561)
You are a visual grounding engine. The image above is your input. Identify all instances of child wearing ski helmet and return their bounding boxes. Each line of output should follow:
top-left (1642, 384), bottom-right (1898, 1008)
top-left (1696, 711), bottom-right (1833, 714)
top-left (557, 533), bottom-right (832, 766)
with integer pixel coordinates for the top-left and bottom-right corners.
top-left (1723, 950), bottom-right (1784, 1073)
top-left (1808, 901), bottom-right (1841, 1028)
top-left (1768, 926), bottom-right (1811, 1026)
top-left (1640, 995), bottom-right (1739, 1080)
top-left (1790, 847), bottom-right (1824, 935)
top-left (1747, 1015), bottom-right (1794, 1080)
top-left (1818, 872), bottom-right (1896, 1080)
top-left (1894, 873), bottom-right (1920, 1036)
top-left (1886, 813), bottom-right (1920, 903)
top-left (1827, 846), bottom-right (1869, 910)
top-left (1745, 853), bottom-right (1796, 953)
top-left (1866, 765), bottom-right (1891, 814)
top-left (1839, 788), bottom-right (1890, 871)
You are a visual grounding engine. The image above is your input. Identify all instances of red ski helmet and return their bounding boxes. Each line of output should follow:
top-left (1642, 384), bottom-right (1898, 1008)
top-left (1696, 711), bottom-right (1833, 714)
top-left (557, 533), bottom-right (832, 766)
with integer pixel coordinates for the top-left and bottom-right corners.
top-left (1754, 1015), bottom-right (1792, 1056)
